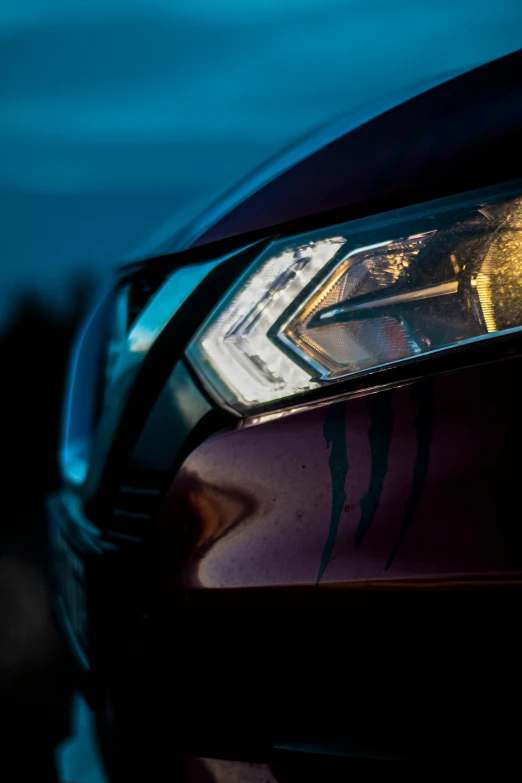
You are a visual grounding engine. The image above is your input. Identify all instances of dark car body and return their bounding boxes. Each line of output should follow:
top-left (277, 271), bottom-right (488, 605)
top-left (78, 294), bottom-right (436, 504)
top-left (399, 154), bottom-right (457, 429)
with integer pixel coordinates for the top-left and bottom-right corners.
top-left (49, 49), bottom-right (522, 779)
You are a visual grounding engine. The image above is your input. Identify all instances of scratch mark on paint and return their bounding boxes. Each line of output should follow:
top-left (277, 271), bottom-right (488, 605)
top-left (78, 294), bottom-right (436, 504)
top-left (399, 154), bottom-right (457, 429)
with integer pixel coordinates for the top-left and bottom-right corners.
top-left (317, 402), bottom-right (348, 583)
top-left (386, 381), bottom-right (434, 570)
top-left (356, 390), bottom-right (394, 547)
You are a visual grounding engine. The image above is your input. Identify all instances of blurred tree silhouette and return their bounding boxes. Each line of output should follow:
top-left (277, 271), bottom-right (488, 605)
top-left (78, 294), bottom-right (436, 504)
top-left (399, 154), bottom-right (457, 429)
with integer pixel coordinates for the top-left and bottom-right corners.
top-left (0, 278), bottom-right (95, 781)
top-left (0, 278), bottom-right (95, 548)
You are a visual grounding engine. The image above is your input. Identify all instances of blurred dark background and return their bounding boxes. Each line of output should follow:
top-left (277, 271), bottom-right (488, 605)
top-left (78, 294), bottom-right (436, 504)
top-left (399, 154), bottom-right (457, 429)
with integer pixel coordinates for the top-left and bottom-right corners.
top-left (0, 288), bottom-right (93, 781)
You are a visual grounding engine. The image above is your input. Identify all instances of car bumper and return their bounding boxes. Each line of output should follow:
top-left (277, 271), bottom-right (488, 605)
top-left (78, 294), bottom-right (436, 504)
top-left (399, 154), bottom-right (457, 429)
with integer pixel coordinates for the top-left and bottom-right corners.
top-left (47, 491), bottom-right (147, 704)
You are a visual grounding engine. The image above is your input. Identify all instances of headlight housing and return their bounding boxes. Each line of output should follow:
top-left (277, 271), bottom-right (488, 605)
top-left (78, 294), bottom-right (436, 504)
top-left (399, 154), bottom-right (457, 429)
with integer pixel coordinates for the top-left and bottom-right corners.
top-left (187, 183), bottom-right (522, 414)
top-left (188, 188), bottom-right (522, 414)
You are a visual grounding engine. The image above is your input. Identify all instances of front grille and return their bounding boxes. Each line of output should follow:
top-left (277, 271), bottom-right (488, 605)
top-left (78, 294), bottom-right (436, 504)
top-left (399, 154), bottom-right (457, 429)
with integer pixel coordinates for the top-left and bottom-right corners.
top-left (108, 470), bottom-right (168, 537)
top-left (55, 524), bottom-right (89, 656)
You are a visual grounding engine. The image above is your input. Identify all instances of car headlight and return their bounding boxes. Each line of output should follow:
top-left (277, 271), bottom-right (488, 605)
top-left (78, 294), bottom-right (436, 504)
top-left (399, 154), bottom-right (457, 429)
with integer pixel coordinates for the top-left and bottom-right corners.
top-left (185, 184), bottom-right (522, 414)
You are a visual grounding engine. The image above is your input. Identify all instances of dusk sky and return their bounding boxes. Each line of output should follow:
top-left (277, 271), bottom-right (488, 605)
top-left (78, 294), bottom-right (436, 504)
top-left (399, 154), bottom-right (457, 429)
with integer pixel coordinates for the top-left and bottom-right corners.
top-left (1, 1), bottom-right (522, 326)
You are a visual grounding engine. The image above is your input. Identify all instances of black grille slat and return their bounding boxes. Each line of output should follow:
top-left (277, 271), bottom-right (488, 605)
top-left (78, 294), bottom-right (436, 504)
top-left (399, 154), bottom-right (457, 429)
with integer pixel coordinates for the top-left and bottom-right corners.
top-left (119, 486), bottom-right (162, 497)
top-left (113, 509), bottom-right (153, 521)
top-left (107, 469), bottom-right (169, 536)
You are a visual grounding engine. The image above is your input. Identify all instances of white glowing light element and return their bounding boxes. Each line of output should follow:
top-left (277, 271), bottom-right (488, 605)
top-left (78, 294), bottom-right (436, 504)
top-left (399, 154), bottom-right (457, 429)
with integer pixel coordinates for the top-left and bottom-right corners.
top-left (198, 238), bottom-right (346, 407)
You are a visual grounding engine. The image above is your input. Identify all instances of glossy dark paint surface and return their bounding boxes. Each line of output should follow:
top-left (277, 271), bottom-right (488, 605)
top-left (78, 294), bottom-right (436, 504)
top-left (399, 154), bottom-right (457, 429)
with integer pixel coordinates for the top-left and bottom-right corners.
top-left (194, 49), bottom-right (522, 248)
top-left (155, 356), bottom-right (522, 592)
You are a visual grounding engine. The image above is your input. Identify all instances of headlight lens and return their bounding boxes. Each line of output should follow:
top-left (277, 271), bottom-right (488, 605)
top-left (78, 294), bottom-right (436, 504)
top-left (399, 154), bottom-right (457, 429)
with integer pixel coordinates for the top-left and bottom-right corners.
top-left (187, 185), bottom-right (522, 413)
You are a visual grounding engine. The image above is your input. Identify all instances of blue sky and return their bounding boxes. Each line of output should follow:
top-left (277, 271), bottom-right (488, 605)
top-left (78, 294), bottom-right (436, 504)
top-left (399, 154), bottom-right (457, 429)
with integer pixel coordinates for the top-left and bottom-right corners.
top-left (1, 1), bottom-right (521, 325)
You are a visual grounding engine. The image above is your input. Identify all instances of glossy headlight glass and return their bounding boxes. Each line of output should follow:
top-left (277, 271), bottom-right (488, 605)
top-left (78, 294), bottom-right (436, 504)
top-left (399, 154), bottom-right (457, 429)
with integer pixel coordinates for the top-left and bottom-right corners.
top-left (187, 185), bottom-right (522, 414)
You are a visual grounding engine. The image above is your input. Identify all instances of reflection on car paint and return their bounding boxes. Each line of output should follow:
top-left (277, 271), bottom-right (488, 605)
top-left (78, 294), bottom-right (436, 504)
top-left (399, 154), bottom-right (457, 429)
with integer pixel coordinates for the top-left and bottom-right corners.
top-left (156, 359), bottom-right (522, 590)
